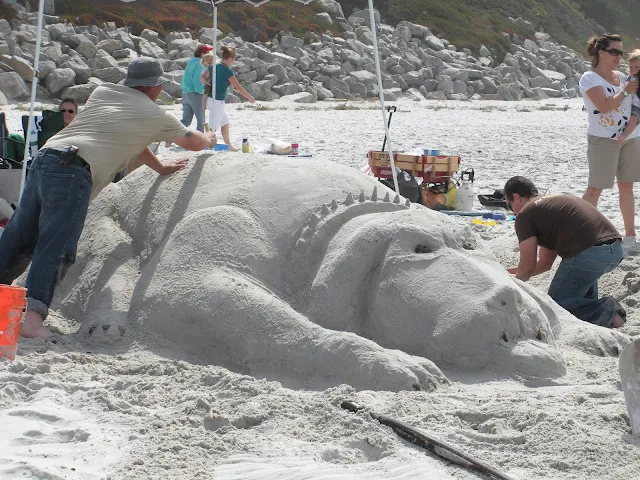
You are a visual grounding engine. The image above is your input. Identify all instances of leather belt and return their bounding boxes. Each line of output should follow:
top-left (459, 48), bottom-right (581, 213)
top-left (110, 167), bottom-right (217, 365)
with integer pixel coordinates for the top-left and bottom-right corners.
top-left (40, 146), bottom-right (91, 172)
top-left (594, 238), bottom-right (620, 247)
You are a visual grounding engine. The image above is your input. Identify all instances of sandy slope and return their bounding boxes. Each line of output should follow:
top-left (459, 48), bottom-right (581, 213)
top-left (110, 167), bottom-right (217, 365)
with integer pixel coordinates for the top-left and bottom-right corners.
top-left (1, 98), bottom-right (639, 479)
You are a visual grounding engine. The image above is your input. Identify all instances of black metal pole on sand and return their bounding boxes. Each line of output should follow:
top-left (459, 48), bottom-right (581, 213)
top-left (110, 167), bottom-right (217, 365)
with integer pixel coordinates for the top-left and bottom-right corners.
top-left (340, 400), bottom-right (517, 480)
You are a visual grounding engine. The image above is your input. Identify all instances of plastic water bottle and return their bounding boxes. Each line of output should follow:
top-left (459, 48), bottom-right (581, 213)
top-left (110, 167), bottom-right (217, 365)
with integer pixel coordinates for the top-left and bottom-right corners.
top-left (242, 138), bottom-right (250, 153)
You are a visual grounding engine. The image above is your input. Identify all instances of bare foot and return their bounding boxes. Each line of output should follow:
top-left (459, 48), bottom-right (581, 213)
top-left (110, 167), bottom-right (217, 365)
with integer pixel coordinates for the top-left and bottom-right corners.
top-left (228, 146), bottom-right (239, 152)
top-left (20, 310), bottom-right (51, 338)
top-left (612, 314), bottom-right (625, 328)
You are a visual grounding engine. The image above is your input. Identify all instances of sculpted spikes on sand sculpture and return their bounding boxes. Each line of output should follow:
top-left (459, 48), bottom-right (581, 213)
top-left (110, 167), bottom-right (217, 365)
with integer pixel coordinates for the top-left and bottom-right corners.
top-left (52, 154), bottom-right (630, 392)
top-left (344, 192), bottom-right (355, 206)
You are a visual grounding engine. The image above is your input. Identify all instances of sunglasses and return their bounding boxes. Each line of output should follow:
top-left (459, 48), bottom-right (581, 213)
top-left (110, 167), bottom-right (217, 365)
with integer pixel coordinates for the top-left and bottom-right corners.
top-left (603, 48), bottom-right (624, 57)
top-left (506, 197), bottom-right (513, 211)
top-left (59, 109), bottom-right (76, 114)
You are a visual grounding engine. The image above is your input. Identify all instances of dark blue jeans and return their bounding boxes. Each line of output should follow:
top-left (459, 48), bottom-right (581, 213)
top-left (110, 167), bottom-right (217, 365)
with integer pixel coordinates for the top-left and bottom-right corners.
top-left (548, 240), bottom-right (624, 327)
top-left (0, 149), bottom-right (92, 319)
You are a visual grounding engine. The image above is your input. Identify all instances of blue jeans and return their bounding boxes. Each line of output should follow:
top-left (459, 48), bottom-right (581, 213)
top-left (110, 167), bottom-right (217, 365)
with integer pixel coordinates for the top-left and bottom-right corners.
top-left (0, 149), bottom-right (93, 319)
top-left (181, 91), bottom-right (205, 132)
top-left (548, 240), bottom-right (624, 327)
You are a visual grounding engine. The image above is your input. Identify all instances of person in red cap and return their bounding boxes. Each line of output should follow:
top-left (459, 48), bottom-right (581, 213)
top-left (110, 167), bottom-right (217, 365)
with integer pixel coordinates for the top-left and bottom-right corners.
top-left (180, 43), bottom-right (213, 133)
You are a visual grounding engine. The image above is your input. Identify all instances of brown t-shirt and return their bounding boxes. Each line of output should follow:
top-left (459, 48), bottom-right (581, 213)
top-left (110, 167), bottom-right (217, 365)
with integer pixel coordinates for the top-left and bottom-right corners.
top-left (515, 194), bottom-right (621, 258)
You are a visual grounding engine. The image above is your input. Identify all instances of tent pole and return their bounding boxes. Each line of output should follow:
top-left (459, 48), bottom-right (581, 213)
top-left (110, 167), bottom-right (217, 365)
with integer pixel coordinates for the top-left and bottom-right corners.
top-left (367, 0), bottom-right (399, 196)
top-left (210, 1), bottom-right (217, 135)
top-left (19, 0), bottom-right (46, 201)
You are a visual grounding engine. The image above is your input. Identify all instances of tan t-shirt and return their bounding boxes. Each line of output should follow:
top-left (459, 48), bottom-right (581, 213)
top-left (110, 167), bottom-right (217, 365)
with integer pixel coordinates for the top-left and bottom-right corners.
top-left (45, 84), bottom-right (189, 200)
top-left (515, 194), bottom-right (621, 258)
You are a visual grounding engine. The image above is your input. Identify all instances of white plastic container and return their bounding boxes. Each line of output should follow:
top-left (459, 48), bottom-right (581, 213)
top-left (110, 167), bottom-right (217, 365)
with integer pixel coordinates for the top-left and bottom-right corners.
top-left (455, 169), bottom-right (475, 211)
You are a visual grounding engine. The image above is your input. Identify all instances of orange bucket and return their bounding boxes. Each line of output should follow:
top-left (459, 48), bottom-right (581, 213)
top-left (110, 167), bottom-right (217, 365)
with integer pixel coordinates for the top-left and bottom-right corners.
top-left (0, 285), bottom-right (27, 361)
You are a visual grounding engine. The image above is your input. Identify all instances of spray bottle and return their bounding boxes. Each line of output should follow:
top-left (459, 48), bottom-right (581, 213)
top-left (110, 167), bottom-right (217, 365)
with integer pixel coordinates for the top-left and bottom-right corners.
top-left (455, 168), bottom-right (475, 212)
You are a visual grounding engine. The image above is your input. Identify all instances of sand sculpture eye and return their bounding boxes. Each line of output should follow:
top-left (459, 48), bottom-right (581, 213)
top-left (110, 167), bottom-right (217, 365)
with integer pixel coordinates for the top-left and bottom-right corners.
top-left (414, 244), bottom-right (432, 253)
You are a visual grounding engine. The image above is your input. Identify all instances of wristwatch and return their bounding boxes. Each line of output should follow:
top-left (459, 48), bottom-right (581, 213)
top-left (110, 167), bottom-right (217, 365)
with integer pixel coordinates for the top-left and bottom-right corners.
top-left (623, 90), bottom-right (631, 97)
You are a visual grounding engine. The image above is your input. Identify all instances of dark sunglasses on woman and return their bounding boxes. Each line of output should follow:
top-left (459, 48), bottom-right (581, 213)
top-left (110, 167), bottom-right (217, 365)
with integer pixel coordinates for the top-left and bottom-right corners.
top-left (603, 48), bottom-right (624, 57)
top-left (59, 109), bottom-right (75, 114)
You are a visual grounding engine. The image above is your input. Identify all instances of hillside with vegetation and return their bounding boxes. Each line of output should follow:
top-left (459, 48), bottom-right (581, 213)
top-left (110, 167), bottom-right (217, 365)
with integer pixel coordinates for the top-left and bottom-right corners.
top-left (8, 0), bottom-right (340, 42)
top-left (340, 0), bottom-right (639, 55)
top-left (6, 0), bottom-right (640, 55)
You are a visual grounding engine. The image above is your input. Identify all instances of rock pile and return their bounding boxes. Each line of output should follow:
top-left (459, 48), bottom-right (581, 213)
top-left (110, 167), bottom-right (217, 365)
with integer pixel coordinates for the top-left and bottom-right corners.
top-left (0, 0), bottom-right (590, 106)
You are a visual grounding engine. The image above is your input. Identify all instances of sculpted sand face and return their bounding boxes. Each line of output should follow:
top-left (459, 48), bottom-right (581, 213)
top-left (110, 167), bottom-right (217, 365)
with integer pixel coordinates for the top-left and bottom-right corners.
top-left (52, 152), bottom-right (617, 391)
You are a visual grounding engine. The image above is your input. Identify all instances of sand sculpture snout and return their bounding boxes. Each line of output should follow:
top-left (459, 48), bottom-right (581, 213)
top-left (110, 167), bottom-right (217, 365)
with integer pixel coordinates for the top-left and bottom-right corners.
top-left (52, 154), bottom-right (627, 391)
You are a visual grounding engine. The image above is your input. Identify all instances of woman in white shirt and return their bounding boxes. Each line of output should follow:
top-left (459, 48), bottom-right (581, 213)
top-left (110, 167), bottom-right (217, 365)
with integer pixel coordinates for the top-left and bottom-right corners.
top-left (579, 33), bottom-right (639, 245)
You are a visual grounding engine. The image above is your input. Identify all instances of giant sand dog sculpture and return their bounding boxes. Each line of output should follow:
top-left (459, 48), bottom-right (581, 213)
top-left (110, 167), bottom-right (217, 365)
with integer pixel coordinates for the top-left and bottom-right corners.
top-left (53, 154), bottom-right (628, 391)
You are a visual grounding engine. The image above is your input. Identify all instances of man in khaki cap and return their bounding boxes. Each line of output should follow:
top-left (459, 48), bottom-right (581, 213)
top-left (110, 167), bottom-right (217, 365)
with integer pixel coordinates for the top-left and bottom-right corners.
top-left (0, 57), bottom-right (217, 338)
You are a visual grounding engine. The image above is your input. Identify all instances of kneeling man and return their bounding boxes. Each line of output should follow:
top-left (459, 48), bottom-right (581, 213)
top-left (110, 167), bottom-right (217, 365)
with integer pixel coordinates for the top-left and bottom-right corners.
top-left (504, 176), bottom-right (625, 328)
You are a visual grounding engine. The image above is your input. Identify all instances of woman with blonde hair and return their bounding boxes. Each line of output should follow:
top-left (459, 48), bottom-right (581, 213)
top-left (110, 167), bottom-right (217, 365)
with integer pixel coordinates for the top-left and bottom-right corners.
top-left (579, 33), bottom-right (640, 249)
top-left (201, 46), bottom-right (255, 151)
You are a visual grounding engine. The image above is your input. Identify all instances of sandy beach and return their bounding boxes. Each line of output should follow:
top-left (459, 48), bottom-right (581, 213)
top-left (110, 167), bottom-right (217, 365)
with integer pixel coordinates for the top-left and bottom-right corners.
top-left (1, 97), bottom-right (639, 480)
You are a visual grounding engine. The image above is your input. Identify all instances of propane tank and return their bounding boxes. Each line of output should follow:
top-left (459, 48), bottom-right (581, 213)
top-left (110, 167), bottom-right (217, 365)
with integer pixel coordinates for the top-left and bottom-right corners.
top-left (455, 168), bottom-right (475, 211)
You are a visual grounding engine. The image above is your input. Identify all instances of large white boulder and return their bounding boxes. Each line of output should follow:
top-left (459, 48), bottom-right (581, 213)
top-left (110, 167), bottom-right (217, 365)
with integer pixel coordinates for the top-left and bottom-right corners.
top-left (280, 92), bottom-right (315, 103)
top-left (0, 71), bottom-right (29, 99)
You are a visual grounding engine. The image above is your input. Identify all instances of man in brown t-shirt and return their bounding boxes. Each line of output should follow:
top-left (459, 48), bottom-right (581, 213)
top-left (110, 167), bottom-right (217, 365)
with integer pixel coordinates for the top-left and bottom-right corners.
top-left (504, 176), bottom-right (625, 328)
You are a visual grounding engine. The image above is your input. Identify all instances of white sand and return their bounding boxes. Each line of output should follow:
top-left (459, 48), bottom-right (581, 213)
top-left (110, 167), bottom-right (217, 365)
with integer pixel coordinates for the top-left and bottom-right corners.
top-left (1, 98), bottom-right (640, 479)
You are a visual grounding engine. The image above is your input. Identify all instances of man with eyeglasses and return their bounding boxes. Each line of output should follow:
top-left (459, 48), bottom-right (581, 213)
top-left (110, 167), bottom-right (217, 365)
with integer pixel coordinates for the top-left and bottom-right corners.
top-left (0, 57), bottom-right (217, 338)
top-left (504, 176), bottom-right (625, 329)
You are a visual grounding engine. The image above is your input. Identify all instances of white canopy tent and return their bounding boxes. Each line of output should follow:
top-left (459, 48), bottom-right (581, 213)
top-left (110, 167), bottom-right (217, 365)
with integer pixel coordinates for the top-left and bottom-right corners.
top-left (21, 0), bottom-right (400, 197)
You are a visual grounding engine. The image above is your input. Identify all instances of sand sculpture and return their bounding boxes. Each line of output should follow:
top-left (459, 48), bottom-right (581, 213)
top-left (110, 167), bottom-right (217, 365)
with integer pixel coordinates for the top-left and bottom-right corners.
top-left (52, 153), bottom-right (629, 391)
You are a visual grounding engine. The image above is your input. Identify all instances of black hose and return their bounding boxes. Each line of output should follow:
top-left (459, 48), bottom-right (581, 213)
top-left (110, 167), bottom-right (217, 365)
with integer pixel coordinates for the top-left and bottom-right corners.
top-left (340, 400), bottom-right (517, 480)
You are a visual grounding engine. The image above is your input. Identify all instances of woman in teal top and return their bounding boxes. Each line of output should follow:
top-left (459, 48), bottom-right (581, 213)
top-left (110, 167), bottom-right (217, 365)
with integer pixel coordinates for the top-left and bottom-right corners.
top-left (201, 46), bottom-right (255, 151)
top-left (180, 43), bottom-right (212, 133)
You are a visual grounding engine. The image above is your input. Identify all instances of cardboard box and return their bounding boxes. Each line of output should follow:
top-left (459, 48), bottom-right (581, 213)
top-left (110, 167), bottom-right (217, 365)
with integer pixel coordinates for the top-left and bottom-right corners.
top-left (368, 151), bottom-right (461, 182)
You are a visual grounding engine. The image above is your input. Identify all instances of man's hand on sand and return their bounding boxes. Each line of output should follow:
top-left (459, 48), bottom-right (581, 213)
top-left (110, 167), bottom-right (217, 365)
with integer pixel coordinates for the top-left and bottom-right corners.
top-left (161, 158), bottom-right (189, 175)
